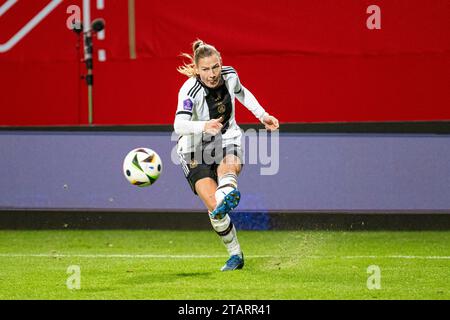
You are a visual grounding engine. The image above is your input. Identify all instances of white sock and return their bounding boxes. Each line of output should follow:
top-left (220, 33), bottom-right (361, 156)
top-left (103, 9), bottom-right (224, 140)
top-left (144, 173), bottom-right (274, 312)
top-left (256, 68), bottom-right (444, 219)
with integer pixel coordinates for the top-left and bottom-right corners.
top-left (209, 213), bottom-right (242, 257)
top-left (215, 173), bottom-right (238, 206)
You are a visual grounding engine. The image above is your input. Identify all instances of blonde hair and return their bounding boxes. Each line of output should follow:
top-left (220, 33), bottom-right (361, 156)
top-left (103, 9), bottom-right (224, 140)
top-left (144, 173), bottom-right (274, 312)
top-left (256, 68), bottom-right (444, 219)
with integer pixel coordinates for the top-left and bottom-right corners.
top-left (177, 39), bottom-right (221, 77)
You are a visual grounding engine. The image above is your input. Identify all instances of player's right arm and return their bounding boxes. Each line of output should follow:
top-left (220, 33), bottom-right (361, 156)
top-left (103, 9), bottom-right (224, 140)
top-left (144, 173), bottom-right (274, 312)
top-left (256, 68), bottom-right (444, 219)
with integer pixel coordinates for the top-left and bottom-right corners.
top-left (174, 81), bottom-right (223, 136)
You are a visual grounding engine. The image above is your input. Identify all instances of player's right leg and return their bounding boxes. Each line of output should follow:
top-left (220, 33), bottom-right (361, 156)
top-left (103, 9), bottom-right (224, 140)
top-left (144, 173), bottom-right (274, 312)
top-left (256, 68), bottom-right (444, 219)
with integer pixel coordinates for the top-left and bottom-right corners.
top-left (211, 146), bottom-right (243, 220)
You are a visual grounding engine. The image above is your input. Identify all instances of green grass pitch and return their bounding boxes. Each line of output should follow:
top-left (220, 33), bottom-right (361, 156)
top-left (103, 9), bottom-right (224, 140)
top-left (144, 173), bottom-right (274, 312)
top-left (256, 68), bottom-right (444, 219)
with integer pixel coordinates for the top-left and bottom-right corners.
top-left (0, 230), bottom-right (448, 299)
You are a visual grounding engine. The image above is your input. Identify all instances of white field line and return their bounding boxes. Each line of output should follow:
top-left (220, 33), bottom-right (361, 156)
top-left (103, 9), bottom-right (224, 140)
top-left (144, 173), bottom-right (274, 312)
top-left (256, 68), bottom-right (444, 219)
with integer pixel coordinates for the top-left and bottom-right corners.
top-left (0, 253), bottom-right (270, 259)
top-left (0, 254), bottom-right (449, 260)
top-left (327, 255), bottom-right (450, 260)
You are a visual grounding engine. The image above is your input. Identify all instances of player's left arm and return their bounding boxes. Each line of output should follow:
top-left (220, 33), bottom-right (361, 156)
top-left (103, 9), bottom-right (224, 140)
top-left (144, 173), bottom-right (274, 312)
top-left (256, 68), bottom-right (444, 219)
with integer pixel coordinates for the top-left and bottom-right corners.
top-left (234, 74), bottom-right (279, 131)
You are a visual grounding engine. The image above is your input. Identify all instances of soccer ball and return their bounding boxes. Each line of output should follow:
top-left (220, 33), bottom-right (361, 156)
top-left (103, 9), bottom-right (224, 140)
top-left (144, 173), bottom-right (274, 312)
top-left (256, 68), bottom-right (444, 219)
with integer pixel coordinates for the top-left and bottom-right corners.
top-left (123, 148), bottom-right (162, 187)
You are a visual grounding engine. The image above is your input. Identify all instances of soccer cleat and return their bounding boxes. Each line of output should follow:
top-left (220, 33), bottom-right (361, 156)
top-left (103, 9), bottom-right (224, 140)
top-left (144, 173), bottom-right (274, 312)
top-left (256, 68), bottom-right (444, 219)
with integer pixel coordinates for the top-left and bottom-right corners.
top-left (210, 189), bottom-right (241, 220)
top-left (221, 253), bottom-right (244, 271)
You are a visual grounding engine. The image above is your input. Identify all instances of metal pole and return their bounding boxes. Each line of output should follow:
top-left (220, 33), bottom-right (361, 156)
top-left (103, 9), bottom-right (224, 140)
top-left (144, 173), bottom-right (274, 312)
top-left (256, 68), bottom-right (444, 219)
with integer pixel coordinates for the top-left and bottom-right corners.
top-left (84, 32), bottom-right (94, 126)
top-left (83, 0), bottom-right (93, 126)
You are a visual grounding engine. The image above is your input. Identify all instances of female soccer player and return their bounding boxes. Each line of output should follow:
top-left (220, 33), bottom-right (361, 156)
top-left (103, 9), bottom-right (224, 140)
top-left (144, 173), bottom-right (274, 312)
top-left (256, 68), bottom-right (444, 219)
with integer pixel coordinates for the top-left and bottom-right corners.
top-left (174, 40), bottom-right (279, 271)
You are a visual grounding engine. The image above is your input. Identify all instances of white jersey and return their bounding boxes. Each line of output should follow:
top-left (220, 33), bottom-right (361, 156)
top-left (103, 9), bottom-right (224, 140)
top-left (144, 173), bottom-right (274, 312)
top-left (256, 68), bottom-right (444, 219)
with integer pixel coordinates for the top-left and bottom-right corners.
top-left (174, 66), bottom-right (267, 154)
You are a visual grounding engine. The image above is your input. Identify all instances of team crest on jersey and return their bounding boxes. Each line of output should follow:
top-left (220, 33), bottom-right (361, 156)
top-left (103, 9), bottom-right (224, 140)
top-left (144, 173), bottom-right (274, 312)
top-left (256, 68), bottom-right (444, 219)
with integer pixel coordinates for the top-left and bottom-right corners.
top-left (189, 159), bottom-right (198, 169)
top-left (217, 103), bottom-right (226, 114)
top-left (183, 99), bottom-right (193, 111)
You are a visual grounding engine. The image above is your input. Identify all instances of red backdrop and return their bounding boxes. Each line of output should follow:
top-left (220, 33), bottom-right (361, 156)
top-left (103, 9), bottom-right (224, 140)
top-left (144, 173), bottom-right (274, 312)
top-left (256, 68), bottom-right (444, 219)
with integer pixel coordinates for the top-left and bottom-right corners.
top-left (1, 0), bottom-right (449, 126)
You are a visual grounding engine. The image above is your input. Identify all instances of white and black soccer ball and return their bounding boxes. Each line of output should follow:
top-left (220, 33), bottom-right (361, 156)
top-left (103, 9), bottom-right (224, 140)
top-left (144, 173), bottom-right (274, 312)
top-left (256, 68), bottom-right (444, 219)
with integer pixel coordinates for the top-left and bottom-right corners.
top-left (123, 148), bottom-right (162, 187)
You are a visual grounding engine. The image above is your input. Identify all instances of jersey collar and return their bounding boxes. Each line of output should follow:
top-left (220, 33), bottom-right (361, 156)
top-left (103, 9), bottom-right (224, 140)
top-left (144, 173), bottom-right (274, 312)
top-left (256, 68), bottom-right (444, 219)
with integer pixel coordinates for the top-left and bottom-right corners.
top-left (196, 76), bottom-right (225, 96)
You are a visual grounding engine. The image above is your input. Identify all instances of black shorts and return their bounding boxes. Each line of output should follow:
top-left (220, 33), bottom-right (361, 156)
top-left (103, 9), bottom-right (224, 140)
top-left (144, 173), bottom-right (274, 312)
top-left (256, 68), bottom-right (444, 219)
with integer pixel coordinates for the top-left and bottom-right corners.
top-left (178, 144), bottom-right (243, 195)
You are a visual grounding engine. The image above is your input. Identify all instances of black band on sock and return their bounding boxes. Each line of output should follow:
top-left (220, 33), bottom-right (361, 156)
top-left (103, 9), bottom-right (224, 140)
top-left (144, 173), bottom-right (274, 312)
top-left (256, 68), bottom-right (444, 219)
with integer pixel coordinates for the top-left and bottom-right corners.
top-left (216, 183), bottom-right (237, 191)
top-left (215, 222), bottom-right (234, 237)
top-left (223, 173), bottom-right (237, 178)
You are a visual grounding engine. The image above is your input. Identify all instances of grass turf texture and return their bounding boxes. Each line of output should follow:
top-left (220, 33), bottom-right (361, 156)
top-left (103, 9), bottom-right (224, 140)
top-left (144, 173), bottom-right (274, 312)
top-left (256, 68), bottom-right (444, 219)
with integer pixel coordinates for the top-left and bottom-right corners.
top-left (0, 230), bottom-right (448, 300)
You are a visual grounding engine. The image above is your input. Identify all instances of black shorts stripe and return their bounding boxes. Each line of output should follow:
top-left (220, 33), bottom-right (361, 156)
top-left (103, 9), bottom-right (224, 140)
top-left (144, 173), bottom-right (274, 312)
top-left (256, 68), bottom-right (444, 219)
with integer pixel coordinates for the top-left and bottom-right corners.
top-left (178, 153), bottom-right (190, 177)
top-left (182, 164), bottom-right (189, 177)
top-left (234, 88), bottom-right (242, 94)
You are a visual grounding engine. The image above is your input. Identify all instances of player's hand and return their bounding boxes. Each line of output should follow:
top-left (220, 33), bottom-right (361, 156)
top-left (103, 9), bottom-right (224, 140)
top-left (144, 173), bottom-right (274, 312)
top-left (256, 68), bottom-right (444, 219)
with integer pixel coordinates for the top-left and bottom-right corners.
top-left (262, 114), bottom-right (279, 131)
top-left (204, 117), bottom-right (223, 135)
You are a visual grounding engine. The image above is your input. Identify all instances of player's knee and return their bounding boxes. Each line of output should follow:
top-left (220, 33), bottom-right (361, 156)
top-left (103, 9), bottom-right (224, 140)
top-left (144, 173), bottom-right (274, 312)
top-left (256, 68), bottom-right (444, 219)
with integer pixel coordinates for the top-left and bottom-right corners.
top-left (223, 154), bottom-right (240, 165)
